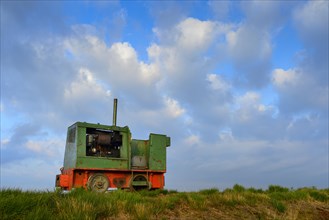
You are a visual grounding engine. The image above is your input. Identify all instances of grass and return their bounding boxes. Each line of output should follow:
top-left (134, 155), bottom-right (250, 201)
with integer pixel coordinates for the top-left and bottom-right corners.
top-left (0, 186), bottom-right (328, 220)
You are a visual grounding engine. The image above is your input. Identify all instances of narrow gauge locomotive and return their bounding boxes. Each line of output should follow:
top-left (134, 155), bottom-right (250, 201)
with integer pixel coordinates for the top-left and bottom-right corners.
top-left (55, 99), bottom-right (170, 192)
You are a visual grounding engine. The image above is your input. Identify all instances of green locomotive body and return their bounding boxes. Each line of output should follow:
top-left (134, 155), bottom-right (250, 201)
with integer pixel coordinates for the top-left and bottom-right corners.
top-left (56, 99), bottom-right (170, 192)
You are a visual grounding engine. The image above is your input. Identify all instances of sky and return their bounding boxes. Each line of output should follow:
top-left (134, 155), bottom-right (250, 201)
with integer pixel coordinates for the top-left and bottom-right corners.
top-left (0, 0), bottom-right (328, 191)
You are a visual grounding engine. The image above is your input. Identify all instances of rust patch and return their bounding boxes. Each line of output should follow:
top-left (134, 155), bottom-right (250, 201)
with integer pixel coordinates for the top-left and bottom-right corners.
top-left (113, 178), bottom-right (126, 188)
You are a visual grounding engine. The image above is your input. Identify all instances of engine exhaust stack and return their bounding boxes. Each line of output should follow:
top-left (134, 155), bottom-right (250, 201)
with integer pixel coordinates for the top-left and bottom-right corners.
top-left (113, 98), bottom-right (118, 126)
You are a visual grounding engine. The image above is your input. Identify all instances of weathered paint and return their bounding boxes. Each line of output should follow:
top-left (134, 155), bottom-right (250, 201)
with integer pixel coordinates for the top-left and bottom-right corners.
top-left (131, 139), bottom-right (149, 168)
top-left (77, 157), bottom-right (129, 169)
top-left (63, 125), bottom-right (77, 168)
top-left (55, 168), bottom-right (166, 190)
top-left (56, 120), bottom-right (170, 191)
top-left (149, 134), bottom-right (170, 171)
top-left (63, 122), bottom-right (132, 170)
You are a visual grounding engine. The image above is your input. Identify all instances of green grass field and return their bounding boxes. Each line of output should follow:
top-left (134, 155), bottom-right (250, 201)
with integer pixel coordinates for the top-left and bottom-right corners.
top-left (1, 185), bottom-right (328, 220)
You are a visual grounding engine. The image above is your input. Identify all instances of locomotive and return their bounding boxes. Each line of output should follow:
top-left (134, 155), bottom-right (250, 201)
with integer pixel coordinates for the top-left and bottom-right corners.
top-left (55, 99), bottom-right (171, 192)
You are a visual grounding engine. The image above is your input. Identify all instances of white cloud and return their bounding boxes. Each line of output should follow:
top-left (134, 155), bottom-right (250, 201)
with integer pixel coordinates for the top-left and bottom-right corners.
top-left (226, 25), bottom-right (272, 88)
top-left (63, 31), bottom-right (164, 106)
top-left (164, 97), bottom-right (185, 118)
top-left (106, 42), bottom-right (159, 88)
top-left (64, 68), bottom-right (110, 101)
top-left (140, 62), bottom-right (161, 85)
top-left (153, 17), bottom-right (232, 55)
top-left (234, 92), bottom-right (269, 121)
top-left (109, 42), bottom-right (137, 63)
top-left (293, 0), bottom-right (328, 44)
top-left (226, 25), bottom-right (272, 63)
top-left (227, 91), bottom-right (282, 140)
top-left (184, 134), bottom-right (200, 146)
top-left (148, 17), bottom-right (235, 123)
top-left (219, 128), bottom-right (234, 142)
top-left (272, 68), bottom-right (299, 86)
top-left (272, 68), bottom-right (328, 114)
top-left (292, 0), bottom-right (328, 86)
top-left (0, 139), bottom-right (10, 149)
top-left (236, 91), bottom-right (259, 108)
top-left (223, 1), bottom-right (292, 88)
top-left (25, 139), bottom-right (64, 158)
top-left (206, 74), bottom-right (231, 91)
top-left (175, 18), bottom-right (217, 51)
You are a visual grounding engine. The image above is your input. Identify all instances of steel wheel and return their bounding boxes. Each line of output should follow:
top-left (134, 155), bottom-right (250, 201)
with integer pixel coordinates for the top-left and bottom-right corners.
top-left (130, 175), bottom-right (149, 191)
top-left (87, 173), bottom-right (109, 193)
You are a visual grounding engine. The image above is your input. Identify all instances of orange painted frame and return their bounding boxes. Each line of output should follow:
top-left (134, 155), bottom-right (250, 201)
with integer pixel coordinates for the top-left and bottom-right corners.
top-left (56, 168), bottom-right (165, 190)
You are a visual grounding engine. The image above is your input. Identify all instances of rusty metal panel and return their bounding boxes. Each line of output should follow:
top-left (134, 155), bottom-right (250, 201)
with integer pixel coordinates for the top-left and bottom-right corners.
top-left (131, 140), bottom-right (148, 169)
top-left (132, 156), bottom-right (147, 167)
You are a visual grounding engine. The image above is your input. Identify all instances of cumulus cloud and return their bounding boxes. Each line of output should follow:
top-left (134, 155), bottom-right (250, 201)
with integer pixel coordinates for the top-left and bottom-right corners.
top-left (272, 67), bottom-right (328, 115)
top-left (25, 139), bottom-right (64, 158)
top-left (292, 0), bottom-right (328, 86)
top-left (149, 18), bottom-right (234, 138)
top-left (229, 91), bottom-right (282, 140)
top-left (206, 73), bottom-right (231, 92)
top-left (1, 122), bottom-right (64, 167)
top-left (64, 68), bottom-right (111, 101)
top-left (272, 68), bottom-right (298, 86)
top-left (63, 30), bottom-right (163, 107)
top-left (175, 18), bottom-right (218, 52)
top-left (229, 33), bottom-right (271, 87)
top-left (164, 97), bottom-right (185, 118)
top-left (225, 2), bottom-right (278, 88)
top-left (293, 0), bottom-right (328, 49)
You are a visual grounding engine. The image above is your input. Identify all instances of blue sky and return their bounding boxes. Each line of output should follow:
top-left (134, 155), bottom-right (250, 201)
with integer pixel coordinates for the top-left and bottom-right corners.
top-left (1, 1), bottom-right (328, 191)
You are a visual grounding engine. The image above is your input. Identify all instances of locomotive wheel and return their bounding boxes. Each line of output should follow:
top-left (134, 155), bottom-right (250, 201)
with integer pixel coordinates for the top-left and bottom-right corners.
top-left (130, 175), bottom-right (150, 191)
top-left (87, 173), bottom-right (109, 193)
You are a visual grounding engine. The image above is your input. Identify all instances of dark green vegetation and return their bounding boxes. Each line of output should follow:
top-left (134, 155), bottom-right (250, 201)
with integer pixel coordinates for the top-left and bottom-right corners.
top-left (1, 185), bottom-right (328, 220)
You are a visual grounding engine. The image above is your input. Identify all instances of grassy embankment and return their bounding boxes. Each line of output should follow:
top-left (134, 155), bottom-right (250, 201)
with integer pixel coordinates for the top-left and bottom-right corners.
top-left (1, 185), bottom-right (328, 219)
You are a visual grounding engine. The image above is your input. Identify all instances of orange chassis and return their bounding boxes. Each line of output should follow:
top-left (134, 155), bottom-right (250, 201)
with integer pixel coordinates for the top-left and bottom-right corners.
top-left (56, 168), bottom-right (165, 191)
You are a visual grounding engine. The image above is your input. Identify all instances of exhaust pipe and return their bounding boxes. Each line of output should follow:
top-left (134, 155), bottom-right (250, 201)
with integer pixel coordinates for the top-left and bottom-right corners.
top-left (113, 98), bottom-right (118, 126)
